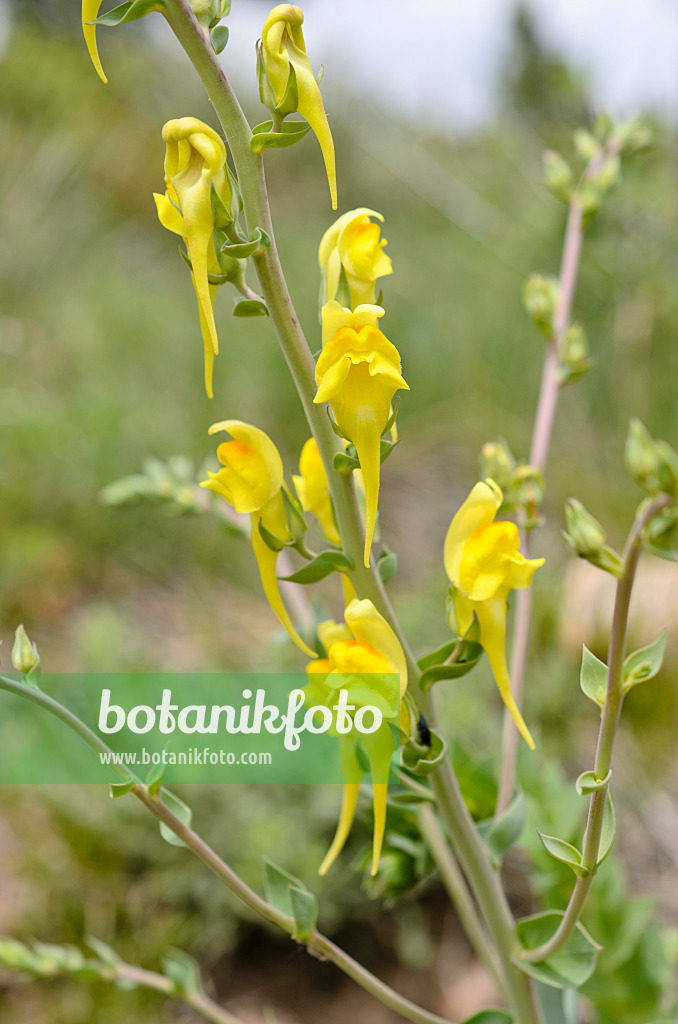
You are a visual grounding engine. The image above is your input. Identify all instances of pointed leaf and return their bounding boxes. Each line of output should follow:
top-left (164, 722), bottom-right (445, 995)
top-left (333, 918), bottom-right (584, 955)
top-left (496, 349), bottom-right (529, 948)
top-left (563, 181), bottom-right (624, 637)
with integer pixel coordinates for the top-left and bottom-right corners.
top-left (263, 860), bottom-right (313, 927)
top-left (536, 831), bottom-right (587, 877)
top-left (483, 793), bottom-right (526, 866)
top-left (401, 728), bottom-right (447, 775)
top-left (159, 790), bottom-right (193, 848)
top-left (220, 226), bottom-right (269, 258)
top-left (162, 949), bottom-right (203, 997)
top-left (575, 768), bottom-right (611, 796)
top-left (461, 1014), bottom-right (514, 1024)
top-left (580, 646), bottom-right (607, 708)
top-left (597, 795), bottom-right (615, 866)
top-left (146, 761), bottom-right (165, 798)
top-left (279, 551), bottom-right (352, 584)
top-left (514, 911), bottom-right (602, 989)
top-left (86, 937), bottom-right (122, 967)
top-left (419, 641), bottom-right (483, 691)
top-left (250, 120), bottom-right (312, 154)
top-left (94, 0), bottom-right (161, 26)
top-left (622, 630), bottom-right (666, 694)
top-left (289, 885), bottom-right (318, 942)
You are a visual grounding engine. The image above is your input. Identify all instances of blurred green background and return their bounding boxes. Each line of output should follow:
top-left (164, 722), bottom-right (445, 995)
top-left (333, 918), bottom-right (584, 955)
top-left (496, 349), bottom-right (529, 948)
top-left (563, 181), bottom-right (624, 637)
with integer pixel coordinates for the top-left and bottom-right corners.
top-left (1, 2), bottom-right (678, 1022)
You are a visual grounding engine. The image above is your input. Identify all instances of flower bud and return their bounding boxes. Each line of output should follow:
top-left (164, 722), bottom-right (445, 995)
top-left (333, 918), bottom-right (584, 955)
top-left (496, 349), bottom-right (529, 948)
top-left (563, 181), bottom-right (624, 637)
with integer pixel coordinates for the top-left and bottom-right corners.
top-left (543, 150), bottom-right (573, 202)
top-left (564, 499), bottom-right (607, 558)
top-left (626, 418), bottom-right (678, 496)
top-left (479, 439), bottom-right (515, 494)
top-left (12, 624), bottom-right (40, 679)
top-left (522, 273), bottom-right (561, 337)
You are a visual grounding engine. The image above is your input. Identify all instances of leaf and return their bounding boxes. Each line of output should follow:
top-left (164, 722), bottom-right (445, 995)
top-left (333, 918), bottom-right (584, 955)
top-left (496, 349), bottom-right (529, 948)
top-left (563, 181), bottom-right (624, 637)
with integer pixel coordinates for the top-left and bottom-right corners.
top-left (86, 937), bottom-right (122, 967)
top-left (289, 885), bottom-right (318, 942)
top-left (388, 789), bottom-right (435, 807)
top-left (257, 519), bottom-right (286, 552)
top-left (250, 120), bottom-right (312, 154)
top-left (514, 911), bottom-right (602, 989)
top-left (162, 949), bottom-right (203, 997)
top-left (536, 831), bottom-right (587, 877)
top-left (109, 776), bottom-right (135, 798)
top-left (622, 631), bottom-right (666, 694)
top-left (418, 639), bottom-right (461, 672)
top-left (93, 0), bottom-right (161, 26)
top-left (263, 861), bottom-right (318, 941)
top-left (580, 646), bottom-right (607, 708)
top-left (145, 761), bottom-right (164, 798)
top-left (377, 549), bottom-right (398, 584)
top-left (460, 1013), bottom-right (514, 1024)
top-left (535, 983), bottom-right (579, 1024)
top-left (220, 226), bottom-right (269, 258)
top-left (279, 551), bottom-right (352, 584)
top-left (401, 728), bottom-right (447, 776)
top-left (575, 768), bottom-right (611, 796)
top-left (210, 23), bottom-right (229, 53)
top-left (597, 794), bottom-right (615, 866)
top-left (419, 641), bottom-right (483, 691)
top-left (232, 297), bottom-right (268, 317)
top-left (482, 793), bottom-right (526, 866)
top-left (159, 790), bottom-right (193, 848)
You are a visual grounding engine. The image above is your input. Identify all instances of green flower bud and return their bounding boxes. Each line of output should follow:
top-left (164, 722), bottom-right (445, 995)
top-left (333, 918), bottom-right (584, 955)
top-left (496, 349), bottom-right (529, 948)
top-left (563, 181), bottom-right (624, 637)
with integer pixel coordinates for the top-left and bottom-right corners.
top-left (522, 273), bottom-right (561, 338)
top-left (626, 418), bottom-right (678, 496)
top-left (12, 624), bottom-right (40, 678)
top-left (564, 498), bottom-right (606, 557)
top-left (543, 150), bottom-right (573, 202)
top-left (479, 439), bottom-right (516, 493)
top-left (573, 130), bottom-right (599, 162)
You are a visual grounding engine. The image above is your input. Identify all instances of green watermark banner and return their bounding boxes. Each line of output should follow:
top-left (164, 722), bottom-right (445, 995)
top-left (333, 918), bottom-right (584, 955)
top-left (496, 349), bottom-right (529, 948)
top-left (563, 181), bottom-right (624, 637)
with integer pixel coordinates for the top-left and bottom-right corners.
top-left (0, 673), bottom-right (400, 784)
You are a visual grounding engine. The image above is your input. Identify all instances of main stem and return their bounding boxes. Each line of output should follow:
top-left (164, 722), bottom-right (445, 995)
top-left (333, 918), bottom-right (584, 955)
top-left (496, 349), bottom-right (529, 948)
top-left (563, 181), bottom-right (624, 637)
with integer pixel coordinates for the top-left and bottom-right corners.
top-left (521, 493), bottom-right (671, 962)
top-left (160, 6), bottom-right (542, 1019)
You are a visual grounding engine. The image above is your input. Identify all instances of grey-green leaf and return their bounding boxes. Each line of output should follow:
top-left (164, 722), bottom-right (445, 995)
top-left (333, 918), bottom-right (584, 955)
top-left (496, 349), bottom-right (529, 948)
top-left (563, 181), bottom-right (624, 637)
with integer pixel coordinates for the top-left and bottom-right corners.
top-left (289, 885), bottom-right (318, 942)
top-left (460, 1013), bottom-right (514, 1024)
top-left (158, 790), bottom-right (193, 848)
top-left (597, 795), bottom-right (616, 866)
top-left (279, 551), bottom-right (352, 584)
top-left (580, 646), bottom-right (607, 708)
top-left (483, 793), bottom-right (526, 866)
top-left (575, 768), bottom-right (611, 796)
top-left (232, 297), bottom-right (268, 317)
top-left (622, 630), bottom-right (666, 694)
top-left (210, 24), bottom-right (229, 54)
top-left (162, 949), bottom-right (203, 997)
top-left (514, 911), bottom-right (602, 989)
top-left (536, 831), bottom-right (587, 877)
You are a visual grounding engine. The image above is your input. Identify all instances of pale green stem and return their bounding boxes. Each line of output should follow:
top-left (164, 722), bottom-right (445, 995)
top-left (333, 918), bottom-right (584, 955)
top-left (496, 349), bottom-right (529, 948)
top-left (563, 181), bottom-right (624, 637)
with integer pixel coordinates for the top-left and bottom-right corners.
top-left (496, 142), bottom-right (620, 816)
top-left (159, 7), bottom-right (543, 1019)
top-left (105, 962), bottom-right (245, 1024)
top-left (0, 673), bottom-right (452, 1024)
top-left (418, 803), bottom-right (505, 995)
top-left (521, 492), bottom-right (672, 963)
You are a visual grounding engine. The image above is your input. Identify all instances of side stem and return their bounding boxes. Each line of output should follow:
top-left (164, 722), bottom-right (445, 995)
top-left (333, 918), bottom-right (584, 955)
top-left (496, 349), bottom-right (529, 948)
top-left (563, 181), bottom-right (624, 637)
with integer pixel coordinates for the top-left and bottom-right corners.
top-left (521, 493), bottom-right (671, 962)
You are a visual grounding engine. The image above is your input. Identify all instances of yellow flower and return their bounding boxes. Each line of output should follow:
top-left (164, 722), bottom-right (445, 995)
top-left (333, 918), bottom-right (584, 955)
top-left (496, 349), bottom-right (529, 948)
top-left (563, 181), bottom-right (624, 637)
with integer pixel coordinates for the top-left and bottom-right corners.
top-left (319, 208), bottom-right (392, 309)
top-left (443, 480), bottom-right (544, 750)
top-left (82, 1), bottom-right (107, 83)
top-left (315, 303), bottom-right (408, 568)
top-left (161, 118), bottom-right (231, 395)
top-left (307, 598), bottom-right (407, 876)
top-left (292, 438), bottom-right (340, 545)
top-left (261, 5), bottom-right (337, 210)
top-left (200, 420), bottom-right (315, 657)
top-left (154, 184), bottom-right (223, 398)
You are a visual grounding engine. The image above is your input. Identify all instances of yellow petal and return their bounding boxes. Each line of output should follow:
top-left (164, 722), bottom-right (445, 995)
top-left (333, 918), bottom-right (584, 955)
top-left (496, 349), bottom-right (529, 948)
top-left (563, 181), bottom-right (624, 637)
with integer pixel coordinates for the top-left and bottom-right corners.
top-left (82, 0), bottom-right (107, 83)
top-left (295, 68), bottom-right (337, 211)
top-left (250, 513), bottom-right (316, 658)
top-left (444, 480), bottom-right (503, 586)
top-left (294, 438), bottom-right (340, 545)
top-left (344, 598), bottom-right (407, 696)
top-left (370, 783), bottom-right (388, 876)
top-left (458, 521), bottom-right (521, 602)
top-left (317, 618), bottom-right (352, 654)
top-left (194, 277), bottom-right (218, 399)
top-left (208, 420), bottom-right (284, 507)
top-left (320, 300), bottom-right (384, 348)
top-left (474, 596), bottom-right (535, 750)
top-left (318, 208), bottom-right (383, 269)
top-left (153, 192), bottom-right (185, 237)
top-left (318, 782), bottom-right (359, 876)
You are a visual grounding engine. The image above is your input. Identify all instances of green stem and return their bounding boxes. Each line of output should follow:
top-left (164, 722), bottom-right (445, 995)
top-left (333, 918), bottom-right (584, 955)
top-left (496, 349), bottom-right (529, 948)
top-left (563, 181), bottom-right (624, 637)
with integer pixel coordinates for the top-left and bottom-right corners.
top-left (0, 673), bottom-right (453, 1024)
top-left (113, 962), bottom-right (245, 1024)
top-left (418, 804), bottom-right (505, 995)
top-left (159, 7), bottom-right (543, 1019)
top-left (521, 493), bottom-right (672, 963)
